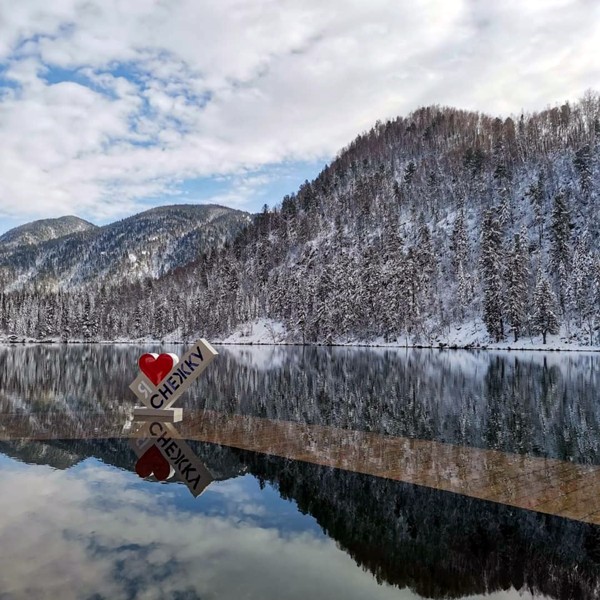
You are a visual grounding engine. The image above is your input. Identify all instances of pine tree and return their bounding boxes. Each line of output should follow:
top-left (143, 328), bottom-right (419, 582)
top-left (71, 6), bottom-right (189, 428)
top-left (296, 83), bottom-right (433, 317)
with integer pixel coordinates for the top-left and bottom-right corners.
top-left (568, 231), bottom-right (594, 336)
top-left (450, 208), bottom-right (472, 320)
top-left (59, 295), bottom-right (70, 342)
top-left (133, 304), bottom-right (144, 338)
top-left (593, 259), bottom-right (600, 347)
top-left (532, 277), bottom-right (559, 344)
top-left (81, 295), bottom-right (97, 342)
top-left (498, 196), bottom-right (513, 229)
top-left (42, 296), bottom-right (56, 339)
top-left (480, 210), bottom-right (505, 342)
top-left (314, 261), bottom-right (334, 343)
top-left (403, 161), bottom-right (416, 186)
top-left (506, 231), bottom-right (529, 342)
top-left (450, 209), bottom-right (469, 275)
top-left (574, 144), bottom-right (593, 199)
top-left (403, 247), bottom-right (420, 338)
top-left (35, 303), bottom-right (46, 340)
top-left (415, 222), bottom-right (436, 304)
top-left (526, 171), bottom-right (545, 248)
top-left (456, 260), bottom-right (470, 321)
top-left (381, 221), bottom-right (405, 340)
top-left (550, 191), bottom-right (571, 312)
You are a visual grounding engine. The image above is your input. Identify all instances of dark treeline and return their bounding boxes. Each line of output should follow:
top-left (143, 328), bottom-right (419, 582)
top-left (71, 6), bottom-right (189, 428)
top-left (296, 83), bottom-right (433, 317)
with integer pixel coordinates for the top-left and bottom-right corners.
top-left (242, 451), bottom-right (600, 600)
top-left (2, 93), bottom-right (600, 344)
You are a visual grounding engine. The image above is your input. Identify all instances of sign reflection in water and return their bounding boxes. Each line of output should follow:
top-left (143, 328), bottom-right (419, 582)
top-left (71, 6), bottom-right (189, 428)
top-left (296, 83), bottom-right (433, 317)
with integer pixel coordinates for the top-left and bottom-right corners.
top-left (130, 418), bottom-right (214, 497)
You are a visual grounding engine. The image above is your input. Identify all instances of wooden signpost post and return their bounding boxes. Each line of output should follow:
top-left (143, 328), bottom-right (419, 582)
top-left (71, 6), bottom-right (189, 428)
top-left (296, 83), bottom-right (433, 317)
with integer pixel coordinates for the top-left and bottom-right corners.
top-left (128, 339), bottom-right (218, 497)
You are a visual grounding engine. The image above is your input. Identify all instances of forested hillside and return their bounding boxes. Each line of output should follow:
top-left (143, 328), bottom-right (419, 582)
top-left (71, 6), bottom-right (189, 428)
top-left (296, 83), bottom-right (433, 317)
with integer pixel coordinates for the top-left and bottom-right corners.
top-left (0, 216), bottom-right (96, 249)
top-left (0, 204), bottom-right (249, 292)
top-left (2, 93), bottom-right (600, 345)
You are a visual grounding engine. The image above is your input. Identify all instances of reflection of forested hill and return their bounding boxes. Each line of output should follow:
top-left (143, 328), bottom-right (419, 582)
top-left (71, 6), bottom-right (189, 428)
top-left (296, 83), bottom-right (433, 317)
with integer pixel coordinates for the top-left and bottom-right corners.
top-left (233, 449), bottom-right (600, 600)
top-left (199, 347), bottom-right (600, 465)
top-left (0, 439), bottom-right (82, 469)
top-left (0, 437), bottom-right (246, 482)
top-left (3, 433), bottom-right (600, 599)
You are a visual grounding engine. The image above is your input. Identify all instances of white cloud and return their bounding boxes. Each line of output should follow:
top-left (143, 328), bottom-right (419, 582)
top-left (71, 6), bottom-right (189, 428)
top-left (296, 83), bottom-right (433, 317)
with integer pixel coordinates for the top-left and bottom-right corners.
top-left (0, 0), bottom-right (598, 223)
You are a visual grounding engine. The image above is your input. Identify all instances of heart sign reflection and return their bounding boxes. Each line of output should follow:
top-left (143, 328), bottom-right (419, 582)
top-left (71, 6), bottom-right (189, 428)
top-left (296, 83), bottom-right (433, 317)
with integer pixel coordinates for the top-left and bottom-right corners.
top-left (135, 445), bottom-right (171, 481)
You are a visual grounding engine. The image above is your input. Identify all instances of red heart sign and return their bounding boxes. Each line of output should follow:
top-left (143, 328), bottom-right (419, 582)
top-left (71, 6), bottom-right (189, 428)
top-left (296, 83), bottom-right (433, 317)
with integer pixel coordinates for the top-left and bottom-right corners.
top-left (138, 353), bottom-right (178, 385)
top-left (135, 445), bottom-right (171, 481)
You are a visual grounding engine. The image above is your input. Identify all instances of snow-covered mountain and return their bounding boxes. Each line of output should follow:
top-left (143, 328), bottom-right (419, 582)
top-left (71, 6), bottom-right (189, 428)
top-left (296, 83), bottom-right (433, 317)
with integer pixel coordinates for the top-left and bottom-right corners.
top-left (0, 216), bottom-right (97, 248)
top-left (128, 92), bottom-right (599, 347)
top-left (2, 93), bottom-right (600, 345)
top-left (0, 204), bottom-right (250, 290)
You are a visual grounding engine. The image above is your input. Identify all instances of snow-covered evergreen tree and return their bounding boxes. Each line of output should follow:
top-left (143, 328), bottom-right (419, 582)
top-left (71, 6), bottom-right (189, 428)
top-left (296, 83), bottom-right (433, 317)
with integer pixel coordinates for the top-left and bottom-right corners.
top-left (480, 210), bottom-right (505, 342)
top-left (506, 231), bottom-right (529, 342)
top-left (532, 277), bottom-right (559, 344)
top-left (567, 231), bottom-right (595, 343)
top-left (450, 208), bottom-right (469, 274)
top-left (574, 144), bottom-right (593, 199)
top-left (81, 295), bottom-right (97, 342)
top-left (550, 190), bottom-right (571, 313)
top-left (526, 171), bottom-right (546, 249)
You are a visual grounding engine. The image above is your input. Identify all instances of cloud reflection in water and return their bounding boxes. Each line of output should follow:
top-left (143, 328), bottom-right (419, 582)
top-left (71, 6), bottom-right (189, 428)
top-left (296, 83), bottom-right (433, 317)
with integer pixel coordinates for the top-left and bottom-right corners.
top-left (0, 456), bottom-right (414, 600)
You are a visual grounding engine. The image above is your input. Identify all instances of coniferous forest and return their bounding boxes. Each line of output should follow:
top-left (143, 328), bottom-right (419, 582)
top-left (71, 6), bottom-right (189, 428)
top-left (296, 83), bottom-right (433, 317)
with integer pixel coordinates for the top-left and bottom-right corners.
top-left (1, 92), bottom-right (600, 346)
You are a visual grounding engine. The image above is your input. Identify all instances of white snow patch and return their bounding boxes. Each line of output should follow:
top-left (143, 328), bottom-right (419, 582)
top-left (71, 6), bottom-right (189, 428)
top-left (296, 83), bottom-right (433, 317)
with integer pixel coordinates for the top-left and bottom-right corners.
top-left (219, 345), bottom-right (292, 371)
top-left (215, 319), bottom-right (288, 345)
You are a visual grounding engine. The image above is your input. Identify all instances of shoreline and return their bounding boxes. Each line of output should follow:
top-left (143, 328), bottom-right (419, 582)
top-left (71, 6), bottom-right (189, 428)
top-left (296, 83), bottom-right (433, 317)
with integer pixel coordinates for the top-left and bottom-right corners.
top-left (1, 338), bottom-right (599, 353)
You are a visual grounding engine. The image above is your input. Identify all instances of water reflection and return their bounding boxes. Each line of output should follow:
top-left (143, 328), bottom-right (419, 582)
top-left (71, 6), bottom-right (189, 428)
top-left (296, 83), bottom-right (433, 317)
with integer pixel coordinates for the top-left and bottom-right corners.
top-left (1, 455), bottom-right (402, 600)
top-left (1, 344), bottom-right (600, 463)
top-left (2, 344), bottom-right (600, 598)
top-left (1, 434), bottom-right (600, 599)
top-left (130, 419), bottom-right (214, 496)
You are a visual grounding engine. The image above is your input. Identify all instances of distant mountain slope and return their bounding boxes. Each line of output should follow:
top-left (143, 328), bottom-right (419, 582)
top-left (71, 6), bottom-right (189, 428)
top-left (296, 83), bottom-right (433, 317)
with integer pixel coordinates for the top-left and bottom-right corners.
top-left (0, 215), bottom-right (97, 248)
top-left (0, 204), bottom-right (250, 290)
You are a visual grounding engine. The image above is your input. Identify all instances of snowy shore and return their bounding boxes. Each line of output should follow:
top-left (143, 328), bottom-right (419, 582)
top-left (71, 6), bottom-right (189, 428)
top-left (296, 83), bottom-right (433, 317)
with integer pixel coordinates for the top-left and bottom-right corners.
top-left (2, 318), bottom-right (599, 352)
top-left (213, 318), bottom-right (600, 352)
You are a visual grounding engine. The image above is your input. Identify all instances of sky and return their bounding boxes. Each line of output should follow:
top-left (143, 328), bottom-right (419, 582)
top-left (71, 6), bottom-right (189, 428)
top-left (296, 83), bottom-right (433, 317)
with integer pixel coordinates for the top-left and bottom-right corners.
top-left (0, 0), bottom-right (598, 234)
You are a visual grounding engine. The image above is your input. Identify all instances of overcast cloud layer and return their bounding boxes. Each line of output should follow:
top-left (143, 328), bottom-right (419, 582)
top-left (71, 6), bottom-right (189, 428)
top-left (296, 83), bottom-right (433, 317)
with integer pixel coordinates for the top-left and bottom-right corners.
top-left (0, 0), bottom-right (598, 225)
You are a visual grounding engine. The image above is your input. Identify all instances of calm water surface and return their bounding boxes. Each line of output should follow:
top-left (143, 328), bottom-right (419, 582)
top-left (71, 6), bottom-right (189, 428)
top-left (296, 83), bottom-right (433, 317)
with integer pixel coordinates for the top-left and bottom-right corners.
top-left (1, 344), bottom-right (600, 599)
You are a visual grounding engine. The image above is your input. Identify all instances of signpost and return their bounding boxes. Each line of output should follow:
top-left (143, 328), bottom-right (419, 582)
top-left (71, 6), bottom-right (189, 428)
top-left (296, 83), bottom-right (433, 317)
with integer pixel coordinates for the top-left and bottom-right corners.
top-left (128, 338), bottom-right (218, 497)
top-left (129, 338), bottom-right (218, 420)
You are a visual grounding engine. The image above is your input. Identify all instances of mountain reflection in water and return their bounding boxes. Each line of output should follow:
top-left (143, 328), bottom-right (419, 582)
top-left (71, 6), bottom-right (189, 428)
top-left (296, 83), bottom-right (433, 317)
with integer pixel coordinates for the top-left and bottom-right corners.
top-left (1, 344), bottom-right (599, 464)
top-left (1, 344), bottom-right (600, 599)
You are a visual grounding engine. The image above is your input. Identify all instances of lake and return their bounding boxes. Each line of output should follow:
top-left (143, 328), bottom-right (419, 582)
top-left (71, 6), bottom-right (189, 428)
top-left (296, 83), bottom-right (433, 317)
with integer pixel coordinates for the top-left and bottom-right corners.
top-left (1, 344), bottom-right (600, 599)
